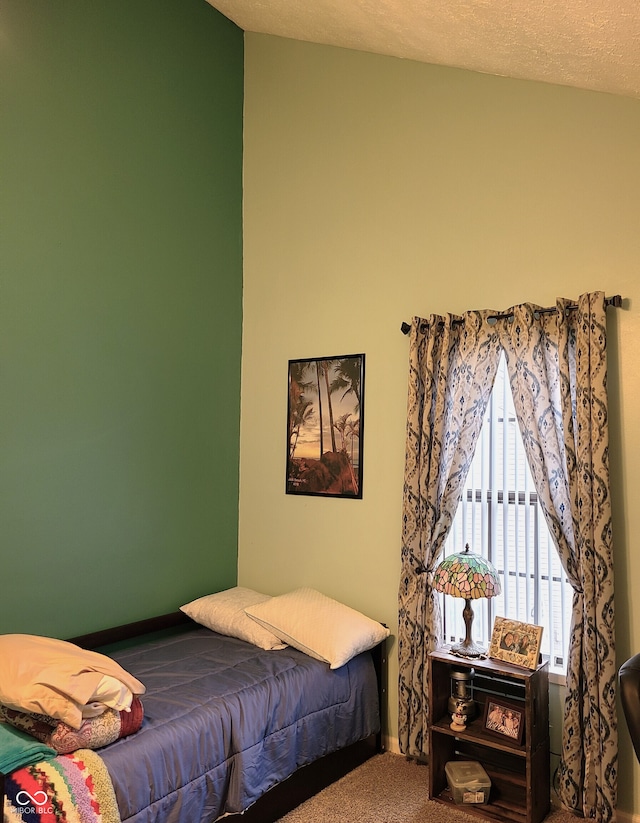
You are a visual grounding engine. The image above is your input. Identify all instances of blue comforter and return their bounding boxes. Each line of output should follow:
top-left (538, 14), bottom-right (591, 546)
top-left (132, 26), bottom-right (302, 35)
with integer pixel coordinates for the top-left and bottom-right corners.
top-left (100, 625), bottom-right (379, 823)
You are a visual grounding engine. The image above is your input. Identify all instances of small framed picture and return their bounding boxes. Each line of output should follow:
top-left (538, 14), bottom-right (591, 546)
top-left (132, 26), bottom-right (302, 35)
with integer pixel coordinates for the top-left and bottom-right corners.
top-left (483, 697), bottom-right (525, 745)
top-left (488, 617), bottom-right (543, 670)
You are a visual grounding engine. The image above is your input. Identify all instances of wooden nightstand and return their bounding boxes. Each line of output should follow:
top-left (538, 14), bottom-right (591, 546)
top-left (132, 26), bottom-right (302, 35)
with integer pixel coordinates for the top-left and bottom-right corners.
top-left (428, 648), bottom-right (550, 823)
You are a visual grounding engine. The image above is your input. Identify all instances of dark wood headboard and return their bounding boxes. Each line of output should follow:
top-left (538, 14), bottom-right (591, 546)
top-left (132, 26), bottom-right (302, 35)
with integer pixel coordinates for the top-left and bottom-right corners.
top-left (67, 610), bottom-right (191, 649)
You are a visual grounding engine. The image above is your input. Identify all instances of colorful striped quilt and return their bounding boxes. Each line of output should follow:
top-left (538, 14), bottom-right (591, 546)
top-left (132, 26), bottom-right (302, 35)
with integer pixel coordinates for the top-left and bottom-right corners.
top-left (3, 749), bottom-right (120, 823)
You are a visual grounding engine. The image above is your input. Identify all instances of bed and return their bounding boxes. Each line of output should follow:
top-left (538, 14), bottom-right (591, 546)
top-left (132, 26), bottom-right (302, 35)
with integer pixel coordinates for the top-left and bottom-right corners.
top-left (1, 587), bottom-right (387, 823)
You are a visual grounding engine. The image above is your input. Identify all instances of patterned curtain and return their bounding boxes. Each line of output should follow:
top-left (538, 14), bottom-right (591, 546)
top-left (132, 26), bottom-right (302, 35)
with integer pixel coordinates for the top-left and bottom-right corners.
top-left (497, 292), bottom-right (616, 822)
top-left (398, 292), bottom-right (616, 822)
top-left (398, 311), bottom-right (501, 756)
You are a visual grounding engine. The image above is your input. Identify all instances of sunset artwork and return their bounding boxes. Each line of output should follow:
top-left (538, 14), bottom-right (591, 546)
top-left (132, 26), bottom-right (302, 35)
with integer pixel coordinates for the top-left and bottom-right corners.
top-left (286, 354), bottom-right (365, 498)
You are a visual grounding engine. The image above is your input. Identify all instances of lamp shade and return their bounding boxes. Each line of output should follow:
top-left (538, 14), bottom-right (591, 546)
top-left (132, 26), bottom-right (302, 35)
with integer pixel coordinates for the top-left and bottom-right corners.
top-left (433, 545), bottom-right (501, 600)
top-left (433, 544), bottom-right (501, 658)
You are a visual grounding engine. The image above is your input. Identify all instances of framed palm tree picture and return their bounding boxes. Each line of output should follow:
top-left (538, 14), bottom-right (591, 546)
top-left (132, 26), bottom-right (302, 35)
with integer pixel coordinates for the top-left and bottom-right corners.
top-left (286, 353), bottom-right (365, 498)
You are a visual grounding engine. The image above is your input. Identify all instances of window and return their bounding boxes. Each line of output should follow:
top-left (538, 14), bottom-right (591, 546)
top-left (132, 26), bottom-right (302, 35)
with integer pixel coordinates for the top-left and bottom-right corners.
top-left (440, 353), bottom-right (572, 677)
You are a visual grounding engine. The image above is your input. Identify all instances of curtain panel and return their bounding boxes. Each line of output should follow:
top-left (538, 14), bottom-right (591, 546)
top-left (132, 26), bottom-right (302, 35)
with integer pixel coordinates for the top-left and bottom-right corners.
top-left (398, 292), bottom-right (616, 822)
top-left (398, 311), bottom-right (501, 755)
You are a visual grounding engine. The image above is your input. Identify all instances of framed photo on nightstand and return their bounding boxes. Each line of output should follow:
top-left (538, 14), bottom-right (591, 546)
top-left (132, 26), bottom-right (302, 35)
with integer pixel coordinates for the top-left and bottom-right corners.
top-left (489, 617), bottom-right (543, 670)
top-left (483, 696), bottom-right (525, 745)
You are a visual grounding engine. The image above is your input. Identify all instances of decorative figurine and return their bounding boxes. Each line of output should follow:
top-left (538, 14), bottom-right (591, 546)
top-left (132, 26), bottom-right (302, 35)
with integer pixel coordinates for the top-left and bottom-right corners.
top-left (450, 699), bottom-right (471, 731)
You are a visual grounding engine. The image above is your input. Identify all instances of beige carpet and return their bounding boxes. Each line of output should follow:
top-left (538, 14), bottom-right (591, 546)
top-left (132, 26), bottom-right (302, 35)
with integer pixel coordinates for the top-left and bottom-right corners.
top-left (277, 752), bottom-right (577, 823)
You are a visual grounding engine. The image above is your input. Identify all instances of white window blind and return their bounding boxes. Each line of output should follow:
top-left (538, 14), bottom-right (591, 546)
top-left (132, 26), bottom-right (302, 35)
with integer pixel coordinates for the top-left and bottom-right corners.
top-left (440, 353), bottom-right (572, 676)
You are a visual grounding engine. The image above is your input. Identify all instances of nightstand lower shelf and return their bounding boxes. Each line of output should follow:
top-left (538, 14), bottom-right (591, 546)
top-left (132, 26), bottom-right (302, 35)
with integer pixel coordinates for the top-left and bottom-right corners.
top-left (432, 790), bottom-right (529, 823)
top-left (431, 758), bottom-right (531, 823)
top-left (430, 734), bottom-right (543, 823)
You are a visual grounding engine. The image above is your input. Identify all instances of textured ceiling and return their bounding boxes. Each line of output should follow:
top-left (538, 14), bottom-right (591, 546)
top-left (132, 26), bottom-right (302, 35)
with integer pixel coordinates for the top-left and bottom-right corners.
top-left (206, 0), bottom-right (640, 99)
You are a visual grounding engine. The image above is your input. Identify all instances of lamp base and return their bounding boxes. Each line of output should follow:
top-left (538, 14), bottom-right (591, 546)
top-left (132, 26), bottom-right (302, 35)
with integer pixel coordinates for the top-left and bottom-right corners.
top-left (449, 639), bottom-right (487, 659)
top-left (449, 597), bottom-right (488, 658)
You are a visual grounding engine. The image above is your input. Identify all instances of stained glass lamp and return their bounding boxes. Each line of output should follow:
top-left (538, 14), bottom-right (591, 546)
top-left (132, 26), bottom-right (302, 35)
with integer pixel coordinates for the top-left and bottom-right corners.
top-left (433, 543), bottom-right (501, 658)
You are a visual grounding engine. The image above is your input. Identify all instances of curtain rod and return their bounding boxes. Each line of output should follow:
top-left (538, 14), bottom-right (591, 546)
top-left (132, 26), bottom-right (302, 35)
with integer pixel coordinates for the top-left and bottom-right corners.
top-left (400, 294), bottom-right (623, 335)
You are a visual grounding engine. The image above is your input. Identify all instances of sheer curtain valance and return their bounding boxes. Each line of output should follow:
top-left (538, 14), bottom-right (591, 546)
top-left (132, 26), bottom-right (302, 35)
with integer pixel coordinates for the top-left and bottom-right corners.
top-left (398, 292), bottom-right (617, 822)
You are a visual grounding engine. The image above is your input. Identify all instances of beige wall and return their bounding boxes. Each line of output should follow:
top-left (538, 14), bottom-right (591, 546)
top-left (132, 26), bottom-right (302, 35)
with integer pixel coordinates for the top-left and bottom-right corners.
top-left (239, 33), bottom-right (640, 814)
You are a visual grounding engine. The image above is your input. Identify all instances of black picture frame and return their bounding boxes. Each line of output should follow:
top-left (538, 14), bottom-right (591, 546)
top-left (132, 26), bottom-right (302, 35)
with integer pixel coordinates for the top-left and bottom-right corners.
top-left (286, 353), bottom-right (365, 498)
top-left (482, 696), bottom-right (525, 745)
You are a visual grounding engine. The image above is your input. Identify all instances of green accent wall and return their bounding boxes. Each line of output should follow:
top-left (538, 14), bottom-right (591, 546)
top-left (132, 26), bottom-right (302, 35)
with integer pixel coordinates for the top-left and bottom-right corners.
top-left (0, 0), bottom-right (244, 637)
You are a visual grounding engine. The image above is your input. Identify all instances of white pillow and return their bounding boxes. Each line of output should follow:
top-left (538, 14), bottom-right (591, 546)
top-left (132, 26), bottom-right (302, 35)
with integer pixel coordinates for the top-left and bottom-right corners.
top-left (244, 587), bottom-right (389, 669)
top-left (180, 587), bottom-right (287, 651)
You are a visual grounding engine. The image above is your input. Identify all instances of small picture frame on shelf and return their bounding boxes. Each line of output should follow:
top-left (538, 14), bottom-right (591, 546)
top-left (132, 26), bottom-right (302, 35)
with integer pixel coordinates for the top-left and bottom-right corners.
top-left (488, 616), bottom-right (543, 670)
top-left (482, 696), bottom-right (525, 745)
